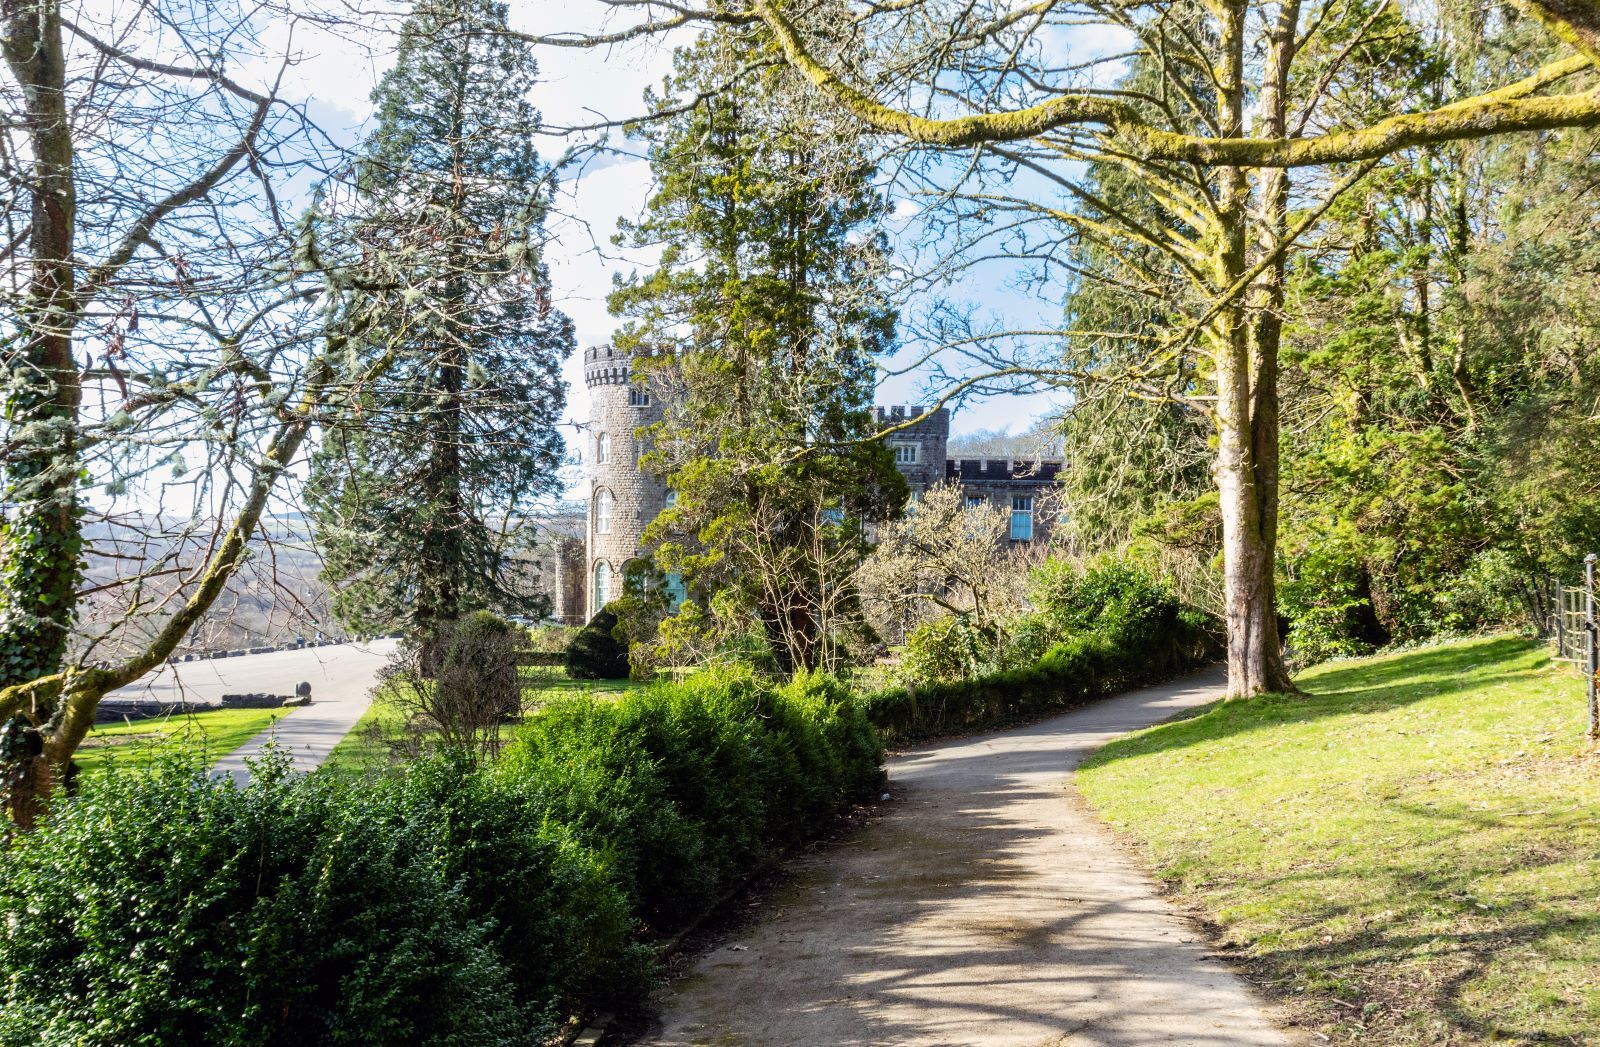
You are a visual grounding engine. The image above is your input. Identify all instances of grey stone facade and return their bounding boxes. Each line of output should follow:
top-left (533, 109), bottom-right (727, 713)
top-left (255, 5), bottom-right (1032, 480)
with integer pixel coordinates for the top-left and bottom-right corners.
top-left (583, 346), bottom-right (669, 619)
top-left (579, 347), bottom-right (1063, 619)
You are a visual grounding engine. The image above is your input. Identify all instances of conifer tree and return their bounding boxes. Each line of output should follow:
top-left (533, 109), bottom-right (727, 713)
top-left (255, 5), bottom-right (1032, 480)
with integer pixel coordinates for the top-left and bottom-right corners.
top-left (610, 26), bottom-right (905, 673)
top-left (310, 0), bottom-right (573, 645)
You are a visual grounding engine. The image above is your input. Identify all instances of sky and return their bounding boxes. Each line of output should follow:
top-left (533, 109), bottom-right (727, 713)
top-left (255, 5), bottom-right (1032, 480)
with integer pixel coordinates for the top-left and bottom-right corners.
top-left (247, 2), bottom-right (1069, 467)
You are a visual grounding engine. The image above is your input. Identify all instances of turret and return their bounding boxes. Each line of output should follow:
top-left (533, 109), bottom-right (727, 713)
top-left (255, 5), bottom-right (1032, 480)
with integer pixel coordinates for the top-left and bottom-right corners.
top-left (583, 346), bottom-right (668, 618)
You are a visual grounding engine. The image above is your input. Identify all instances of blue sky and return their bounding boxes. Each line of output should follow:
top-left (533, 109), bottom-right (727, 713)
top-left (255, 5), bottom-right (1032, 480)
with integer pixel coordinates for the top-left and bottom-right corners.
top-left (276, 6), bottom-right (1062, 415)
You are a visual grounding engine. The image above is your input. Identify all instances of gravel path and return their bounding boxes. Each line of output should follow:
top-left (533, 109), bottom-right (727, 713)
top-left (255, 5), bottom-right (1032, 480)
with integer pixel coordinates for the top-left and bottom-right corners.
top-left (637, 670), bottom-right (1298, 1047)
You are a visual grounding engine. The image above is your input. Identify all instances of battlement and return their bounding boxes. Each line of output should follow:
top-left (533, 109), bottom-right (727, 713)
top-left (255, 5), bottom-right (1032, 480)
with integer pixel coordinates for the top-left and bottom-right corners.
top-left (946, 458), bottom-right (1063, 485)
top-left (870, 405), bottom-right (948, 427)
top-left (583, 344), bottom-right (634, 388)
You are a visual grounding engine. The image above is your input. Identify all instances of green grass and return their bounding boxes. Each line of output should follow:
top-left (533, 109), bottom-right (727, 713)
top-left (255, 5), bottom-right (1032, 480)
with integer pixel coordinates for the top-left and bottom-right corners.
top-left (321, 668), bottom-right (644, 775)
top-left (1078, 635), bottom-right (1599, 1045)
top-left (77, 707), bottom-right (285, 774)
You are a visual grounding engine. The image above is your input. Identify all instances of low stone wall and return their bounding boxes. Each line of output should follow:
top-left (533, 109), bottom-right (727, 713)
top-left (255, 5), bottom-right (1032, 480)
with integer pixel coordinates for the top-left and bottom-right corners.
top-left (96, 700), bottom-right (218, 723)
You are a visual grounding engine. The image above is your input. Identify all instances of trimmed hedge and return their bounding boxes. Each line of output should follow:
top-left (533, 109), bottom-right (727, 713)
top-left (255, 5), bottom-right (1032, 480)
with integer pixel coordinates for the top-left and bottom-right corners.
top-left (498, 668), bottom-right (882, 932)
top-left (0, 671), bottom-right (881, 1045)
top-left (867, 562), bottom-right (1219, 741)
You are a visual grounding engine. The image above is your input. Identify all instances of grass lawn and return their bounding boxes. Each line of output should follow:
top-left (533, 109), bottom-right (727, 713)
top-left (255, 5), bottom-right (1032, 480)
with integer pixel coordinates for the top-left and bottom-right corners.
top-left (1078, 635), bottom-right (1599, 1045)
top-left (76, 707), bottom-right (284, 774)
top-left (321, 668), bottom-right (644, 775)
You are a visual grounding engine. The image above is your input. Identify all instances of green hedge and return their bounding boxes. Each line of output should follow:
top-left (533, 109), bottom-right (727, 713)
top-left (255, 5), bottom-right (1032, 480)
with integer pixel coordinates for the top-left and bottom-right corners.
top-left (866, 562), bottom-right (1219, 741)
top-left (0, 671), bottom-right (881, 1045)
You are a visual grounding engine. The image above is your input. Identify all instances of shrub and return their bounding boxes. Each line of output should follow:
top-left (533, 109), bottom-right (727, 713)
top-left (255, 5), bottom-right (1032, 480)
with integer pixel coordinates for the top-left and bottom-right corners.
top-left (898, 616), bottom-right (988, 685)
top-left (2, 676), bottom-right (883, 1041)
top-left (373, 755), bottom-right (646, 1013)
top-left (0, 754), bottom-right (528, 1046)
top-left (866, 557), bottom-right (1218, 742)
top-left (565, 606), bottom-right (631, 679)
top-left (498, 668), bottom-right (882, 931)
top-left (381, 612), bottom-right (524, 761)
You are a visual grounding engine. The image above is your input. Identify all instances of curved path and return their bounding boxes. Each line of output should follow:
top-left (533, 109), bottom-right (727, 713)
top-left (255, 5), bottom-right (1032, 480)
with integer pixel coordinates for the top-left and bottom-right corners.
top-left (638, 670), bottom-right (1297, 1047)
top-left (105, 640), bottom-right (399, 782)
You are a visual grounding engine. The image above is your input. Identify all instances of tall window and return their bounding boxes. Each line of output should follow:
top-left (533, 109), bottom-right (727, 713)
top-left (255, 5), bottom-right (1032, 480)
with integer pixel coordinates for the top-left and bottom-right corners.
top-left (595, 432), bottom-right (610, 464)
top-left (892, 441), bottom-right (920, 465)
top-left (594, 489), bottom-right (614, 534)
top-left (1010, 494), bottom-right (1034, 541)
top-left (665, 571), bottom-right (687, 607)
top-left (593, 561), bottom-right (613, 608)
top-left (629, 387), bottom-right (650, 407)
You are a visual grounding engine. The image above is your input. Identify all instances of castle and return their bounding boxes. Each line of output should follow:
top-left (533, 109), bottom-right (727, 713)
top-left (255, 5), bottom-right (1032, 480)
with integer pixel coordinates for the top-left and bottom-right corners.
top-left (564, 345), bottom-right (1063, 621)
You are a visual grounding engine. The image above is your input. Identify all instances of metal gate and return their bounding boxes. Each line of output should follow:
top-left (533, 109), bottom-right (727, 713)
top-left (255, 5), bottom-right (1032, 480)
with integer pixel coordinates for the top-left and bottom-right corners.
top-left (1553, 554), bottom-right (1598, 740)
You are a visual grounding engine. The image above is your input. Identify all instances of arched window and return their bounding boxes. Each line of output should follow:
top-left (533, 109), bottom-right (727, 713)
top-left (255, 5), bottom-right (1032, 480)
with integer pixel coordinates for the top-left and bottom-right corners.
top-left (593, 561), bottom-right (613, 609)
top-left (593, 488), bottom-right (614, 535)
top-left (595, 432), bottom-right (610, 464)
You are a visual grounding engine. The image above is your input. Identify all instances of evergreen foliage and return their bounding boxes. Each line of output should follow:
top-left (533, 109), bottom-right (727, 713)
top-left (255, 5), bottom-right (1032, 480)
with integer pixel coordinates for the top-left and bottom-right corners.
top-left (308, 0), bottom-right (574, 645)
top-left (609, 26), bottom-right (906, 673)
top-left (564, 606), bottom-right (631, 680)
top-left (869, 558), bottom-right (1217, 740)
top-left (0, 676), bottom-right (883, 1041)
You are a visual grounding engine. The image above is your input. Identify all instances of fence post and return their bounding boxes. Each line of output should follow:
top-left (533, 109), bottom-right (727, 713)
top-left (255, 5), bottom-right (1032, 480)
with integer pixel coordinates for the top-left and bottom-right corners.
top-left (1555, 577), bottom-right (1565, 653)
top-left (1587, 554), bottom-right (1598, 741)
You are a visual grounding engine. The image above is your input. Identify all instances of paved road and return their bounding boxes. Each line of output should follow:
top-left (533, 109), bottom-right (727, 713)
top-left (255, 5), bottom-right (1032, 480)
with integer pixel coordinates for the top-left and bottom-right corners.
top-left (638, 670), bottom-right (1298, 1047)
top-left (108, 641), bottom-right (399, 781)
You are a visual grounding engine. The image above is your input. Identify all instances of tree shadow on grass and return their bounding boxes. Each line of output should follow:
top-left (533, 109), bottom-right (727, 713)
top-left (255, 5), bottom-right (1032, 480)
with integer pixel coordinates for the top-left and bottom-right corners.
top-left (1083, 636), bottom-right (1550, 767)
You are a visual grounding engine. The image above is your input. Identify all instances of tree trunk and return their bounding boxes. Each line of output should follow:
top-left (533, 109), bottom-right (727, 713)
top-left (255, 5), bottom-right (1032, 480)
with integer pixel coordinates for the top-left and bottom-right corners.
top-left (0, 0), bottom-right (82, 692)
top-left (1211, 0), bottom-right (1298, 698)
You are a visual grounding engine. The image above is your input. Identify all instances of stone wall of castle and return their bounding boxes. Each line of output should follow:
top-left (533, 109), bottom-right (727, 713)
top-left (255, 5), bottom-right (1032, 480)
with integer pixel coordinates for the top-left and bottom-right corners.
top-left (583, 345), bottom-right (668, 619)
top-left (579, 349), bottom-right (1066, 621)
top-left (870, 405), bottom-right (949, 491)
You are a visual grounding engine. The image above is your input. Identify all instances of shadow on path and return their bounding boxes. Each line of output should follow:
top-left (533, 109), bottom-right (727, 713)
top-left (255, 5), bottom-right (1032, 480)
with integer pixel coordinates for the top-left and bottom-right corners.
top-left (630, 670), bottom-right (1299, 1047)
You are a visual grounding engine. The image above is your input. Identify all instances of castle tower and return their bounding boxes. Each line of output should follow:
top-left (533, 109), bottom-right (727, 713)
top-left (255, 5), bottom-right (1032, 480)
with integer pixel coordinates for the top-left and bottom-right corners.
top-left (870, 404), bottom-right (951, 495)
top-left (583, 345), bottom-right (668, 619)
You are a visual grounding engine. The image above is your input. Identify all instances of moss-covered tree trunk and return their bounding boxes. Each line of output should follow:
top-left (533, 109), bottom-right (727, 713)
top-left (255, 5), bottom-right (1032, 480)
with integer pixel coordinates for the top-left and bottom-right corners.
top-left (1, 0), bottom-right (85, 820)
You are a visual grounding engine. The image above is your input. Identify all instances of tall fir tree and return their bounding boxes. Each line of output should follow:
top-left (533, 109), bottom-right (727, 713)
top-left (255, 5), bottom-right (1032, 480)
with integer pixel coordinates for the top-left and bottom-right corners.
top-left (609, 25), bottom-right (905, 672)
top-left (310, 0), bottom-right (573, 644)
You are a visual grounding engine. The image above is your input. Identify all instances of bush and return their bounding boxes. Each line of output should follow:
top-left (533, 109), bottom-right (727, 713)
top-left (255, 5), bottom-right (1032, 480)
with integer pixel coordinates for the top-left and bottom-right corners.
top-left (498, 667), bottom-right (882, 931)
top-left (565, 606), bottom-right (631, 679)
top-left (866, 557), bottom-right (1219, 742)
top-left (381, 612), bottom-right (524, 761)
top-left (1, 672), bottom-right (884, 1043)
top-left (0, 755), bottom-right (528, 1046)
top-left (898, 616), bottom-right (988, 685)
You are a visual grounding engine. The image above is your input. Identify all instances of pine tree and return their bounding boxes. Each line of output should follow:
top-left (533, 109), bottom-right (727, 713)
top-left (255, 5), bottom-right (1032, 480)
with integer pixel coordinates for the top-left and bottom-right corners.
top-left (609, 26), bottom-right (905, 673)
top-left (310, 0), bottom-right (573, 645)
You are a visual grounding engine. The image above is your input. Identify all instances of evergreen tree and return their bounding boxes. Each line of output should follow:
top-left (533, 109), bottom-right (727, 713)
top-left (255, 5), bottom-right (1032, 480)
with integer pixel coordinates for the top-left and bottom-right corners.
top-left (309, 0), bottom-right (573, 645)
top-left (609, 26), bottom-right (905, 673)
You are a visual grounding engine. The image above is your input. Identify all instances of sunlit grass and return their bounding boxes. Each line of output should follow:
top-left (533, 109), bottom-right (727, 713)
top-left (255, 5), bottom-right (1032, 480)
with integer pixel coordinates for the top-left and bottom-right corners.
top-left (1079, 635), bottom-right (1599, 1044)
top-left (321, 668), bottom-right (644, 775)
top-left (77, 707), bottom-right (285, 774)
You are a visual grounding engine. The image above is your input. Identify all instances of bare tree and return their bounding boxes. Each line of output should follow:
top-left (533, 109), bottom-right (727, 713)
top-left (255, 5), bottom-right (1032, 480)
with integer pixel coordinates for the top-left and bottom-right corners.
top-left (0, 1), bottom-right (410, 824)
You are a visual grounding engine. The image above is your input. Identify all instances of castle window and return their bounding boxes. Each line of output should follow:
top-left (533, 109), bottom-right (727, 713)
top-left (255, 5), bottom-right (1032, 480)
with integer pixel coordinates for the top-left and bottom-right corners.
top-left (629, 387), bottom-right (651, 407)
top-left (965, 494), bottom-right (985, 510)
top-left (594, 561), bottom-right (613, 608)
top-left (663, 490), bottom-right (678, 509)
top-left (595, 432), bottom-right (610, 464)
top-left (665, 571), bottom-right (687, 607)
top-left (1010, 494), bottom-right (1034, 541)
top-left (892, 441), bottom-right (920, 465)
top-left (594, 489), bottom-right (614, 535)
